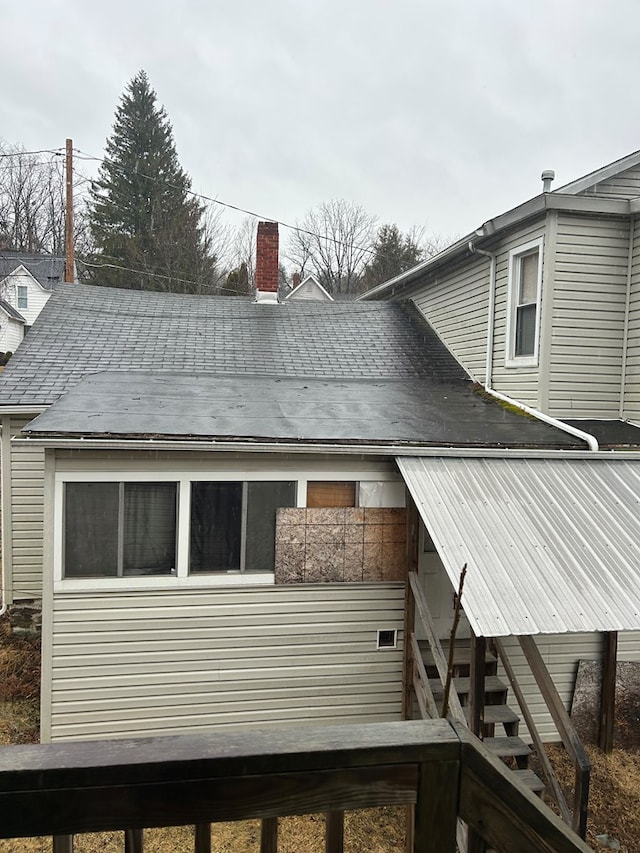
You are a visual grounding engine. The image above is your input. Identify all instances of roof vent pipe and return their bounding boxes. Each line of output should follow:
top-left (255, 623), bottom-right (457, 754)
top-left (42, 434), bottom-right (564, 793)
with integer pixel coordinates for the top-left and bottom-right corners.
top-left (541, 170), bottom-right (555, 192)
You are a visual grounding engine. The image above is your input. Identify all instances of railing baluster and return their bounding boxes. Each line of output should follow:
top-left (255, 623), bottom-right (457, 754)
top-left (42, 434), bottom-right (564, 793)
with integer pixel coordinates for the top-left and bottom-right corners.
top-left (260, 817), bottom-right (278, 853)
top-left (325, 810), bottom-right (344, 853)
top-left (53, 835), bottom-right (73, 853)
top-left (124, 828), bottom-right (143, 853)
top-left (194, 823), bottom-right (211, 853)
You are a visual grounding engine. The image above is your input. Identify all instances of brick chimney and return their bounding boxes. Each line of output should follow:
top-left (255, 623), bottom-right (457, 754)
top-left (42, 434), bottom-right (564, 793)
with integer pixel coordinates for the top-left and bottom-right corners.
top-left (255, 221), bottom-right (279, 303)
top-left (292, 272), bottom-right (301, 290)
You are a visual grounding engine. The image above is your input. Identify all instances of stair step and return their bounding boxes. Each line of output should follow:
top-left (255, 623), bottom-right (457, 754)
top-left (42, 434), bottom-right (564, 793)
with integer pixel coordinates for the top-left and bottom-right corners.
top-left (421, 641), bottom-right (498, 677)
top-left (512, 769), bottom-right (545, 794)
top-left (483, 736), bottom-right (531, 759)
top-left (428, 675), bottom-right (507, 699)
top-left (463, 704), bottom-right (520, 726)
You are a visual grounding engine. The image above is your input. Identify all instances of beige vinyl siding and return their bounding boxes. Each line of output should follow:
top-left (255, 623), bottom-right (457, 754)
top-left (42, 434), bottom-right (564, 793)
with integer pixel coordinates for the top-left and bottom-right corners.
top-left (410, 254), bottom-right (489, 381)
top-left (489, 219), bottom-right (547, 407)
top-left (497, 633), bottom-right (604, 743)
top-left (548, 214), bottom-right (629, 418)
top-left (623, 217), bottom-right (640, 419)
top-left (618, 630), bottom-right (640, 661)
top-left (46, 583), bottom-right (404, 741)
top-left (576, 165), bottom-right (640, 200)
top-left (8, 414), bottom-right (45, 600)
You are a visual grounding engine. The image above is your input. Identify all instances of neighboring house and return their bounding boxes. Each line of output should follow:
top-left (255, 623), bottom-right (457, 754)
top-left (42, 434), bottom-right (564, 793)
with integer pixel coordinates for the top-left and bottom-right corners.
top-left (285, 273), bottom-right (334, 302)
top-left (0, 253), bottom-right (67, 351)
top-left (0, 195), bottom-right (639, 757)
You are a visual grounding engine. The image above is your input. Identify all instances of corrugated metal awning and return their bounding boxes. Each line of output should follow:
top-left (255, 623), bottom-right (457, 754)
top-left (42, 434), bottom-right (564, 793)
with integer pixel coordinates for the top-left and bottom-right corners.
top-left (398, 456), bottom-right (640, 637)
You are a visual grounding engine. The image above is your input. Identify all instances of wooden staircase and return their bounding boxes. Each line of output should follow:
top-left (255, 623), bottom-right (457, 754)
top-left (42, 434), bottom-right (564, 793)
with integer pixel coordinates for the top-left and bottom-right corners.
top-left (421, 639), bottom-right (545, 796)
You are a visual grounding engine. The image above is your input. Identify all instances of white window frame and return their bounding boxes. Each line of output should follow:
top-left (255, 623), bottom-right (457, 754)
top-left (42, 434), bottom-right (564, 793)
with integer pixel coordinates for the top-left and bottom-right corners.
top-left (505, 237), bottom-right (543, 368)
top-left (16, 285), bottom-right (28, 310)
top-left (53, 469), bottom-right (405, 592)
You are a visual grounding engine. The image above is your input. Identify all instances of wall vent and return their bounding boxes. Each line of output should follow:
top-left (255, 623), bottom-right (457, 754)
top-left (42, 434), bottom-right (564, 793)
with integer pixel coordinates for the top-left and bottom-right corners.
top-left (377, 629), bottom-right (397, 649)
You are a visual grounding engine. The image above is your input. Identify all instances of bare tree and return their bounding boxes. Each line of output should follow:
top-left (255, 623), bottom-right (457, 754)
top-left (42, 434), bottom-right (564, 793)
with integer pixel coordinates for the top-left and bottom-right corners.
top-left (0, 142), bottom-right (66, 253)
top-left (287, 199), bottom-right (378, 296)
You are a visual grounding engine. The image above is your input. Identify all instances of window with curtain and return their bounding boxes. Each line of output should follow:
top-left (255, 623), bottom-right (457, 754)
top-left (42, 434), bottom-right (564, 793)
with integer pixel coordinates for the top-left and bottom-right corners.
top-left (64, 482), bottom-right (177, 578)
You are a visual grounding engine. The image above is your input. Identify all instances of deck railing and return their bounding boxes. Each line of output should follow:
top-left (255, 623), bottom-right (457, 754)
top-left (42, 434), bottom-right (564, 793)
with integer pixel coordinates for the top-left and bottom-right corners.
top-left (0, 719), bottom-right (591, 852)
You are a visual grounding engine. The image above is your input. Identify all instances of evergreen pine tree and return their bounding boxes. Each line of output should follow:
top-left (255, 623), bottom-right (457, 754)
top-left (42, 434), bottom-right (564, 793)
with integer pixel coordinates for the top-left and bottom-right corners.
top-left (90, 71), bottom-right (215, 292)
top-left (359, 224), bottom-right (424, 292)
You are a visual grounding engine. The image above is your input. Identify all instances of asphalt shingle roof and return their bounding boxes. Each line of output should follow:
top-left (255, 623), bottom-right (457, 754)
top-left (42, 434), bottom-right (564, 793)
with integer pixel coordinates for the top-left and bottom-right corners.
top-left (0, 253), bottom-right (65, 290)
top-left (1, 282), bottom-right (584, 448)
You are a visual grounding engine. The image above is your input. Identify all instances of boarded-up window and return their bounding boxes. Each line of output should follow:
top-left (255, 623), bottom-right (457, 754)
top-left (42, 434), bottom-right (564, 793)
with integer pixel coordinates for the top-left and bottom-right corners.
top-left (307, 481), bottom-right (357, 507)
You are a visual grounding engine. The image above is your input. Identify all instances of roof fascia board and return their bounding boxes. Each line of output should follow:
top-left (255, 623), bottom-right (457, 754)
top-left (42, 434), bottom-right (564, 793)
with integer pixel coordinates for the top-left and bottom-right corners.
top-left (359, 194), bottom-right (631, 301)
top-left (555, 148), bottom-right (640, 195)
top-left (11, 436), bottom-right (615, 458)
top-left (0, 406), bottom-right (47, 415)
top-left (286, 276), bottom-right (334, 301)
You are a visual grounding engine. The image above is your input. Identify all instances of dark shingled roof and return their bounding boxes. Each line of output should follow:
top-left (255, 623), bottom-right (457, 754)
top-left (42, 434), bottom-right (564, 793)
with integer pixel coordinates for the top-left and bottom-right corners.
top-left (0, 299), bottom-right (25, 322)
top-left (2, 282), bottom-right (584, 448)
top-left (0, 253), bottom-right (65, 290)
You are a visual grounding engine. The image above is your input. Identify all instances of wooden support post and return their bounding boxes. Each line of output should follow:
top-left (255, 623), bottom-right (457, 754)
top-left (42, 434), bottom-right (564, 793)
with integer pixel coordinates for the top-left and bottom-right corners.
top-left (599, 631), bottom-right (617, 754)
top-left (260, 817), bottom-right (278, 853)
top-left (325, 810), bottom-right (344, 853)
top-left (468, 633), bottom-right (486, 738)
top-left (195, 823), bottom-right (211, 853)
top-left (53, 836), bottom-right (73, 853)
top-left (414, 759), bottom-right (459, 853)
top-left (402, 492), bottom-right (419, 721)
top-left (124, 828), bottom-right (143, 853)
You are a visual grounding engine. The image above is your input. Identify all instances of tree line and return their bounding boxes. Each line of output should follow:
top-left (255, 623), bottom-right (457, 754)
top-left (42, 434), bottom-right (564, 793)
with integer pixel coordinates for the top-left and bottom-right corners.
top-left (0, 71), bottom-right (451, 297)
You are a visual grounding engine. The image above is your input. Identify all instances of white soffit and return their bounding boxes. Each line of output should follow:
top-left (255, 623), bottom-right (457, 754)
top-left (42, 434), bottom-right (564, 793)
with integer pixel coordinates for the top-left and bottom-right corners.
top-left (397, 456), bottom-right (640, 637)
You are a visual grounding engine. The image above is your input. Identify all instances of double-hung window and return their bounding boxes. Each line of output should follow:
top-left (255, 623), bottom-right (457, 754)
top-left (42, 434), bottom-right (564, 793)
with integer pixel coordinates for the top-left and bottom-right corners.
top-left (506, 238), bottom-right (543, 367)
top-left (16, 285), bottom-right (28, 310)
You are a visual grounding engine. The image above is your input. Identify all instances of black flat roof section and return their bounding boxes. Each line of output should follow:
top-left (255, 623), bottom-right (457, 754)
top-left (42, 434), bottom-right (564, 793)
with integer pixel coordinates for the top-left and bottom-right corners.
top-left (563, 419), bottom-right (640, 448)
top-left (24, 371), bottom-right (585, 448)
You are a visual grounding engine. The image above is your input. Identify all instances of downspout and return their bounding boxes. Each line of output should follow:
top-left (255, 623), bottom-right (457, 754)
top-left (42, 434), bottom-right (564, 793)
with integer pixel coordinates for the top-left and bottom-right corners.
top-left (619, 217), bottom-right (634, 418)
top-left (468, 242), bottom-right (496, 387)
top-left (483, 386), bottom-right (599, 451)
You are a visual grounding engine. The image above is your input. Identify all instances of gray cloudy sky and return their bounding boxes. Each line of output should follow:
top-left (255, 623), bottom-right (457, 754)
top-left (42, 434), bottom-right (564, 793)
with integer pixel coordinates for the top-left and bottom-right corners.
top-left (2, 0), bottom-right (639, 242)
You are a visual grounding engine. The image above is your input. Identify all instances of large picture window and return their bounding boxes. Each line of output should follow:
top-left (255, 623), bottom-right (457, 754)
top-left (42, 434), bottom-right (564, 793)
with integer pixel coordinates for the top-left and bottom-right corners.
top-left (64, 482), bottom-right (177, 578)
top-left (506, 238), bottom-right (543, 367)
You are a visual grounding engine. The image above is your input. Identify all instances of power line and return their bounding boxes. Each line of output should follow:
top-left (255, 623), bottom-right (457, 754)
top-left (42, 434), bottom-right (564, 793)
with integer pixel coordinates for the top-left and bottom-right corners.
top-left (74, 148), bottom-right (378, 259)
top-left (0, 148), bottom-right (64, 159)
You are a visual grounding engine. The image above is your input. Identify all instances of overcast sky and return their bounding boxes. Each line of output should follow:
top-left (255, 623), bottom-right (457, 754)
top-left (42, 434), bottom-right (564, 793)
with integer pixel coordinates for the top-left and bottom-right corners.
top-left (2, 0), bottom-right (639, 246)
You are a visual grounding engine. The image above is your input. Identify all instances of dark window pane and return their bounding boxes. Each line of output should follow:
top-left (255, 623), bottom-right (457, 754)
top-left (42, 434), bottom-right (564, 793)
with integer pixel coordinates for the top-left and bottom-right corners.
top-left (64, 483), bottom-right (119, 577)
top-left (123, 483), bottom-right (177, 576)
top-left (190, 482), bottom-right (242, 573)
top-left (515, 303), bottom-right (536, 356)
top-left (245, 482), bottom-right (296, 572)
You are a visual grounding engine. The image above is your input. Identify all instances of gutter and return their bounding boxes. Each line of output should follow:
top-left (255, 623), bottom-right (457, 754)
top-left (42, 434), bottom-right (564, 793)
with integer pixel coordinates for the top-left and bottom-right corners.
top-left (468, 242), bottom-right (496, 387)
top-left (481, 387), bottom-right (599, 451)
top-left (12, 436), bottom-right (604, 457)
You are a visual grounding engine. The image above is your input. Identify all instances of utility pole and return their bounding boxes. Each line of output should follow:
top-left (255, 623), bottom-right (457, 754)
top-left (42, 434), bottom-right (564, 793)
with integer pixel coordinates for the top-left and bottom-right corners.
top-left (64, 138), bottom-right (74, 283)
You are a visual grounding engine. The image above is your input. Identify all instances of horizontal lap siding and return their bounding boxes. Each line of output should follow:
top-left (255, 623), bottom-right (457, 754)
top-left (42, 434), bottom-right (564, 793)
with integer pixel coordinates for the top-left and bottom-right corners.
top-left (9, 415), bottom-right (45, 599)
top-left (577, 166), bottom-right (640, 199)
top-left (411, 255), bottom-right (489, 381)
top-left (548, 215), bottom-right (628, 418)
top-left (623, 218), bottom-right (640, 420)
top-left (497, 633), bottom-right (603, 742)
top-left (490, 220), bottom-right (547, 407)
top-left (49, 583), bottom-right (405, 741)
